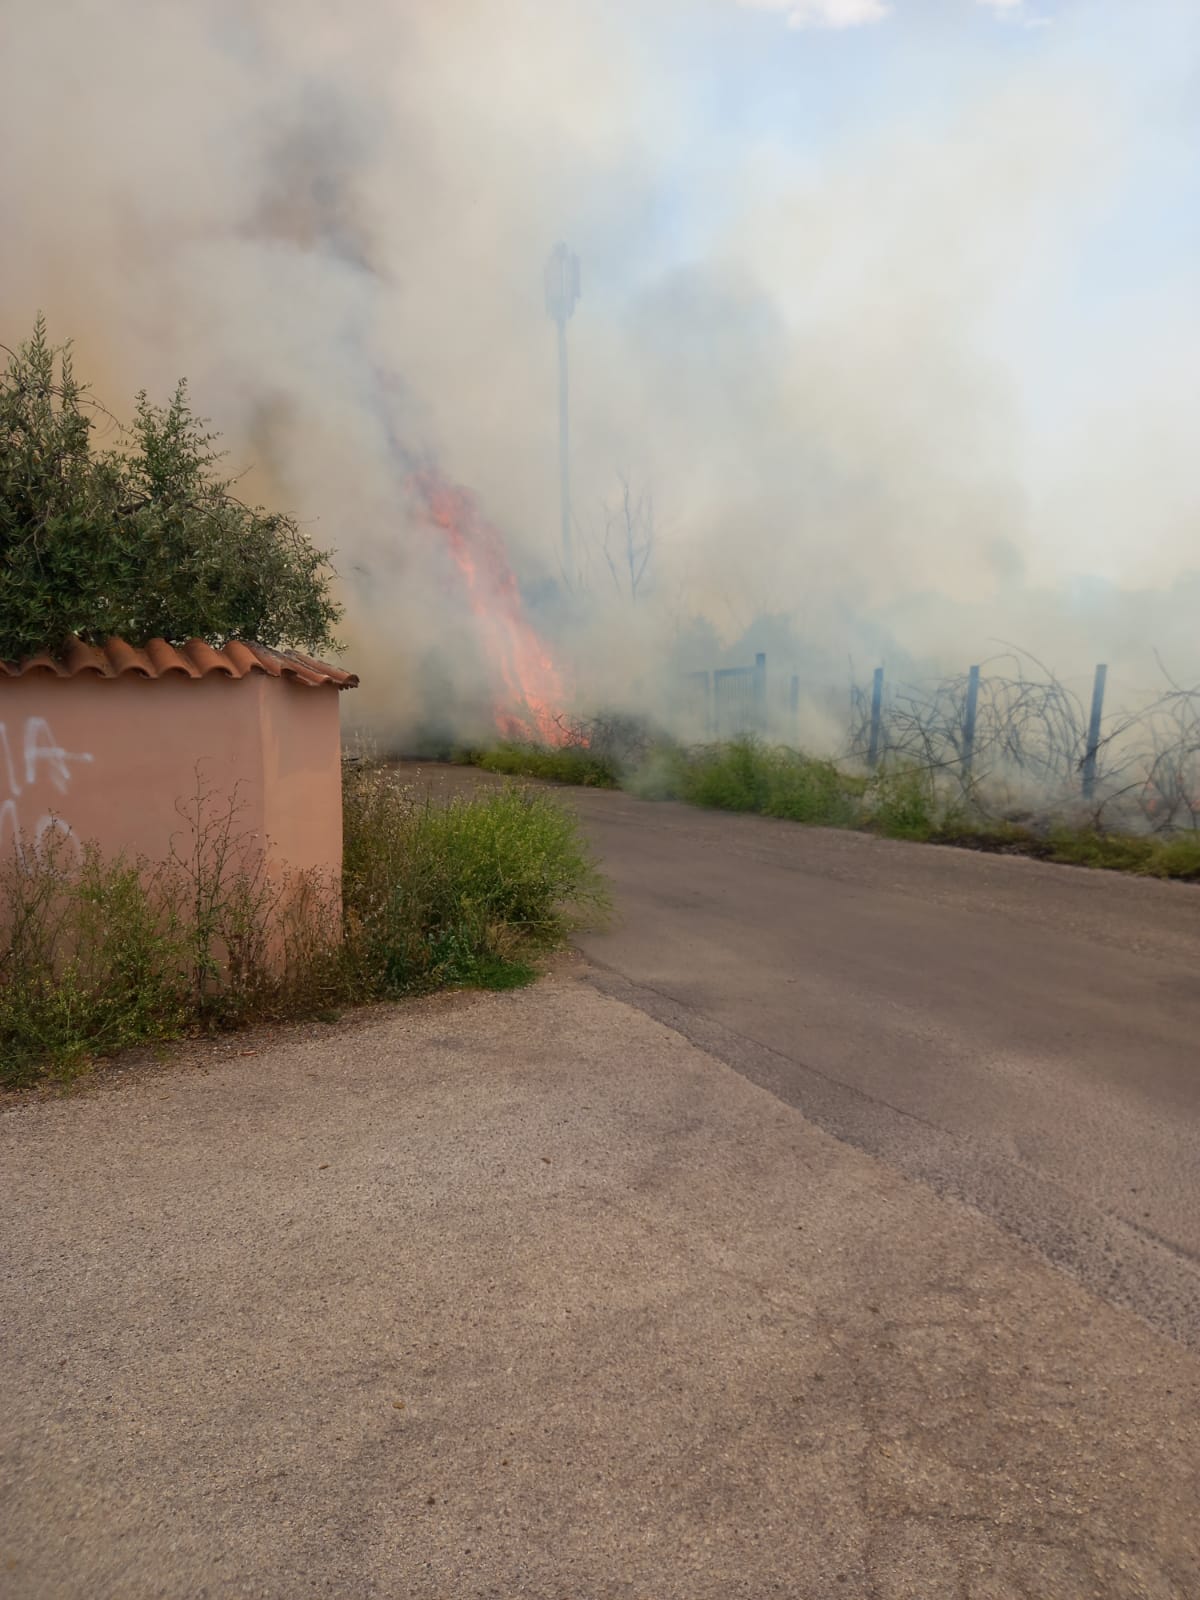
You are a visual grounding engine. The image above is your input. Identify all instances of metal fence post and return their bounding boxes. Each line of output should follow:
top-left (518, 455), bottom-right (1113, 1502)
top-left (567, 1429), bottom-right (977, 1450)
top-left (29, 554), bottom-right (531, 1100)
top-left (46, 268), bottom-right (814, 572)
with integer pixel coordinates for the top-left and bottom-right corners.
top-left (962, 664), bottom-right (981, 780)
top-left (789, 674), bottom-right (800, 739)
top-left (754, 653), bottom-right (767, 734)
top-left (867, 667), bottom-right (884, 770)
top-left (1082, 663), bottom-right (1108, 801)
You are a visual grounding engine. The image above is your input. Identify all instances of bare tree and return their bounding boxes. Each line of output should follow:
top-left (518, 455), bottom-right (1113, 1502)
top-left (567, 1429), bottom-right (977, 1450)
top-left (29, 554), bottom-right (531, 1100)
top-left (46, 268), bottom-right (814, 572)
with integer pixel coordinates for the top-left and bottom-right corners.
top-left (601, 473), bottom-right (656, 603)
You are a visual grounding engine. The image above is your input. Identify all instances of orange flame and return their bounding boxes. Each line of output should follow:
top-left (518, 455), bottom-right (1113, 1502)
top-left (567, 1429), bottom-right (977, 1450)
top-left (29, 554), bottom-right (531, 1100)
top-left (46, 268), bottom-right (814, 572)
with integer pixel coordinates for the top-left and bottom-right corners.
top-left (411, 468), bottom-right (570, 745)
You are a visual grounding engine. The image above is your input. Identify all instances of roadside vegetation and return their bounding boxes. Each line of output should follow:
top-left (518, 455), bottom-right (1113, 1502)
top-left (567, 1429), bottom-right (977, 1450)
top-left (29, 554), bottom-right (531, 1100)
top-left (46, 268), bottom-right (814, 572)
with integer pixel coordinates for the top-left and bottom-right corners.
top-left (0, 322), bottom-right (607, 1090)
top-left (460, 735), bottom-right (1200, 883)
top-left (0, 765), bottom-right (607, 1090)
top-left (470, 742), bottom-right (621, 788)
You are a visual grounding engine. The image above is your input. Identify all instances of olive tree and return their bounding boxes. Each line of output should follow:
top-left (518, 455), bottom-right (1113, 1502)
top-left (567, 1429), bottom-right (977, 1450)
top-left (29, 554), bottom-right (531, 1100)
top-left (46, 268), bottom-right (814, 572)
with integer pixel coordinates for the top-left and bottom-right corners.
top-left (0, 318), bottom-right (342, 660)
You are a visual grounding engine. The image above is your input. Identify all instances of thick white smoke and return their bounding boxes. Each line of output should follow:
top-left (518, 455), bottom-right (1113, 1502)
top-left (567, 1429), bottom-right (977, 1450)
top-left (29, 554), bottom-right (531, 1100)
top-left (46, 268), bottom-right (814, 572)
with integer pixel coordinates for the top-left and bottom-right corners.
top-left (2, 0), bottom-right (1197, 745)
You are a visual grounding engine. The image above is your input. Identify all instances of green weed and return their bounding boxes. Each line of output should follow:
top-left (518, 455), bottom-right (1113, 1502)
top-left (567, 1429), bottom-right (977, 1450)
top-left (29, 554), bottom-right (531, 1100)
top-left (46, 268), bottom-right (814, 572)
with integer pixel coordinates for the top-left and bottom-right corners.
top-left (2, 767), bottom-right (605, 1088)
top-left (341, 768), bottom-right (606, 997)
top-left (475, 742), bottom-right (621, 788)
top-left (865, 763), bottom-right (939, 841)
top-left (465, 733), bottom-right (1200, 885)
top-left (0, 840), bottom-right (191, 1087)
top-left (1042, 827), bottom-right (1200, 880)
top-left (475, 735), bottom-right (865, 828)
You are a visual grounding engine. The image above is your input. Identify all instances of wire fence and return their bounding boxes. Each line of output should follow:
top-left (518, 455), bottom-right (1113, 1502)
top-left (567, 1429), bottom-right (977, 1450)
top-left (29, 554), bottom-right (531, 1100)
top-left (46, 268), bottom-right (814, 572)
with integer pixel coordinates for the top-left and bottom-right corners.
top-left (675, 648), bottom-right (1200, 833)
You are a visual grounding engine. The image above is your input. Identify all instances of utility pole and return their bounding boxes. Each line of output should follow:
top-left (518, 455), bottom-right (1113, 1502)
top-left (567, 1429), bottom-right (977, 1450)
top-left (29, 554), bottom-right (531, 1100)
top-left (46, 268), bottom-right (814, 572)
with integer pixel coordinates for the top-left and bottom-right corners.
top-left (544, 242), bottom-right (580, 579)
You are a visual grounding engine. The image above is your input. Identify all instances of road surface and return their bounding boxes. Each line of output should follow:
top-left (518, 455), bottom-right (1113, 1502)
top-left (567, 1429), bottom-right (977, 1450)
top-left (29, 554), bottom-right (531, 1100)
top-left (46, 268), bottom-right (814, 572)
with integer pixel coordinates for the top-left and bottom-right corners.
top-left (4, 978), bottom-right (1198, 1598)
top-left (409, 765), bottom-right (1200, 1347)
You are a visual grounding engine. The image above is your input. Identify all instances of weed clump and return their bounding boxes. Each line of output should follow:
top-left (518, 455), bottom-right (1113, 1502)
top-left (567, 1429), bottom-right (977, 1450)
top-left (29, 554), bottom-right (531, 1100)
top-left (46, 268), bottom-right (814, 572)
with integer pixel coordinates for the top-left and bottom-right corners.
top-left (1, 767), bottom-right (606, 1089)
top-left (0, 842), bottom-right (192, 1086)
top-left (341, 766), bottom-right (607, 996)
top-left (865, 763), bottom-right (939, 841)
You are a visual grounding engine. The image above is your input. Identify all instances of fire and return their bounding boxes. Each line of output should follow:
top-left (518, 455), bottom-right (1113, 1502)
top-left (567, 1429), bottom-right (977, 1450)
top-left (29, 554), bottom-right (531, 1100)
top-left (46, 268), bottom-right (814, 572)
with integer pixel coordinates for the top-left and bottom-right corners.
top-left (410, 468), bottom-right (570, 745)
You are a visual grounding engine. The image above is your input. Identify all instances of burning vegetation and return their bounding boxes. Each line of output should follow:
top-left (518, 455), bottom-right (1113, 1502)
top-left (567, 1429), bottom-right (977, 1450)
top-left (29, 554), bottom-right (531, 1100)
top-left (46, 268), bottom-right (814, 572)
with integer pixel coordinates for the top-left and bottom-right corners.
top-left (408, 468), bottom-right (572, 748)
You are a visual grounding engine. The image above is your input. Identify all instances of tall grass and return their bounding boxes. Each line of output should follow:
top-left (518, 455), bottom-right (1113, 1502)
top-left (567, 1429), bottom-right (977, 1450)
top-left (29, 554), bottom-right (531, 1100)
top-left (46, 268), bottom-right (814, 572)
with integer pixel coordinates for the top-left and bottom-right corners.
top-left (0, 766), bottom-right (606, 1089)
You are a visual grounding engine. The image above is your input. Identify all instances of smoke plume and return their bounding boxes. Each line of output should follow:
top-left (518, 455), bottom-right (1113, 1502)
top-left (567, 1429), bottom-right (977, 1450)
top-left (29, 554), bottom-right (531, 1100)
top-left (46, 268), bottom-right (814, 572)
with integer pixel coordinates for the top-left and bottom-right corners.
top-left (2, 0), bottom-right (1197, 748)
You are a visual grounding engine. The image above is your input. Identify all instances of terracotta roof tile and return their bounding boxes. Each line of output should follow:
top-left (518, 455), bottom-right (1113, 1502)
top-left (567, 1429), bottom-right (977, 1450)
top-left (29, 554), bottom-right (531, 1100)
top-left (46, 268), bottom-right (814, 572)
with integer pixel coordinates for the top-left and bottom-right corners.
top-left (144, 638), bottom-right (195, 677)
top-left (61, 637), bottom-right (110, 676)
top-left (182, 638), bottom-right (238, 678)
top-left (1, 636), bottom-right (358, 690)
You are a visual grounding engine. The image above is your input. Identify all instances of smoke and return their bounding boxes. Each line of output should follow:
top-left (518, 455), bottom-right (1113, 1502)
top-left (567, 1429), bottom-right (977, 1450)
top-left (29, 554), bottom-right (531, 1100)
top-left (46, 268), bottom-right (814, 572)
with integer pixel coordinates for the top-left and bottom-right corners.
top-left (2, 0), bottom-right (1198, 748)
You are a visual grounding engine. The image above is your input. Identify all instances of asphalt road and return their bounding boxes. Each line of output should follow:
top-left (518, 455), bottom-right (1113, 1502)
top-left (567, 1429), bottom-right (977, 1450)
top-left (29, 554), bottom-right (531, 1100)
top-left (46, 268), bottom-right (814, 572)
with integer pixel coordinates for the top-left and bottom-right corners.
top-left (409, 766), bottom-right (1200, 1347)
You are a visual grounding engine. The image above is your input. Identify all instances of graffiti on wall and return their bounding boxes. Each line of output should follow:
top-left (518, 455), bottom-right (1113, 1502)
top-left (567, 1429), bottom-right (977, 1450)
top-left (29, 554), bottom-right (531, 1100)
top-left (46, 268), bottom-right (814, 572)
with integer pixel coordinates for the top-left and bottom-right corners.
top-left (0, 716), bottom-right (95, 864)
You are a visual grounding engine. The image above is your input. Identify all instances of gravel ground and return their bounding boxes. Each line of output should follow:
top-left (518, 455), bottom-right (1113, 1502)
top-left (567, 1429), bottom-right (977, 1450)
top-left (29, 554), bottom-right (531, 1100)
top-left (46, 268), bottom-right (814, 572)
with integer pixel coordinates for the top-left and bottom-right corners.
top-left (2, 971), bottom-right (1197, 1599)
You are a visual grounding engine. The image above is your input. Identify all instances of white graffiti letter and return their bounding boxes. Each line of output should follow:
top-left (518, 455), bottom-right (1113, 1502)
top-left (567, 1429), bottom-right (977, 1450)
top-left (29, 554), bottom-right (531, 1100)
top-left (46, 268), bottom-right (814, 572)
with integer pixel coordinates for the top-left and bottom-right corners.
top-left (23, 717), bottom-right (94, 794)
top-left (0, 723), bottom-right (19, 798)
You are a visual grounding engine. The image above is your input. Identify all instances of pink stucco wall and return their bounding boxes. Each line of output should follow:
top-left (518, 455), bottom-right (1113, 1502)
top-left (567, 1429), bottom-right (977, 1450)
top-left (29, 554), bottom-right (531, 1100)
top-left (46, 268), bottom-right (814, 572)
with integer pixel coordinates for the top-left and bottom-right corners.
top-left (0, 673), bottom-right (344, 876)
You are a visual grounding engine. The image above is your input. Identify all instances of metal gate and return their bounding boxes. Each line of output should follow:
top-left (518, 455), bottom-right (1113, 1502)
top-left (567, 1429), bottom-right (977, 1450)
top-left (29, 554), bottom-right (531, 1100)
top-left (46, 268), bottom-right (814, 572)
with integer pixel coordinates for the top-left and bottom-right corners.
top-left (713, 653), bottom-right (766, 736)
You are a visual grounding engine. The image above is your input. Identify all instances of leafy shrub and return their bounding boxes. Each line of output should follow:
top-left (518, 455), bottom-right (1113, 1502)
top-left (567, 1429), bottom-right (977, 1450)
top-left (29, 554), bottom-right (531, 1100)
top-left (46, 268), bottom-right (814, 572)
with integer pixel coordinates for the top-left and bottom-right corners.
top-left (341, 766), bottom-right (607, 995)
top-left (674, 738), bottom-right (771, 812)
top-left (0, 318), bottom-right (342, 658)
top-left (762, 752), bottom-right (865, 826)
